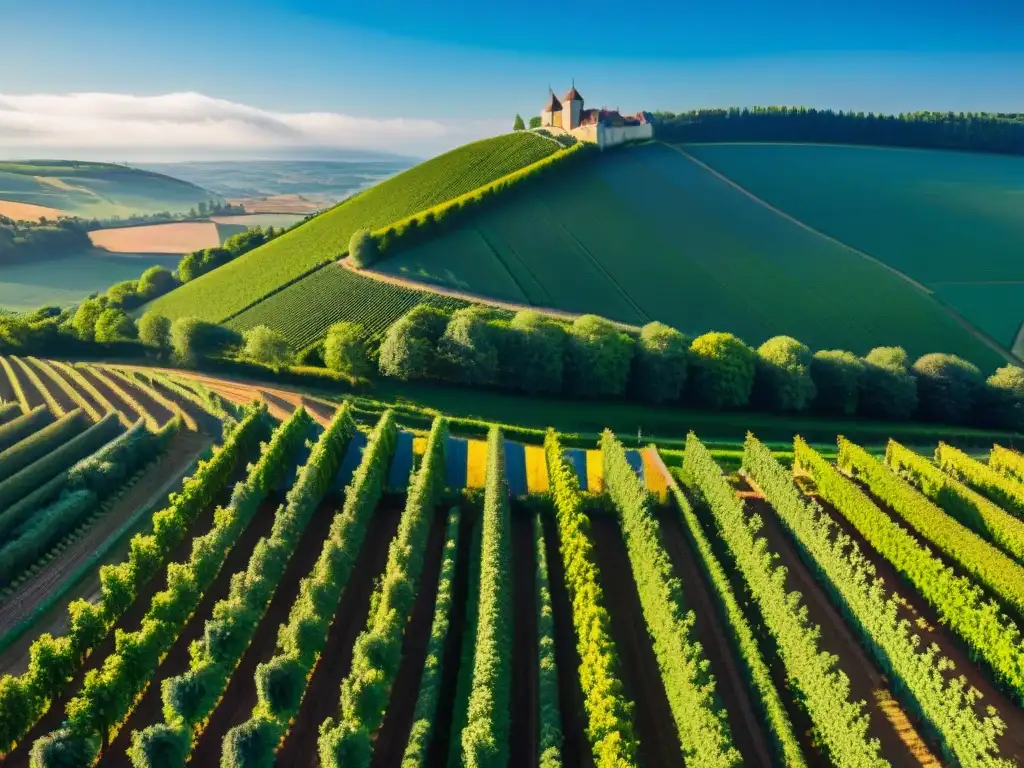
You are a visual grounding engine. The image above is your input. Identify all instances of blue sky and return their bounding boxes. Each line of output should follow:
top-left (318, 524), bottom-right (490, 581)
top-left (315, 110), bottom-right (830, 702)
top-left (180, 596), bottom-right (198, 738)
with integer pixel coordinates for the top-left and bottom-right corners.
top-left (1, 0), bottom-right (1022, 158)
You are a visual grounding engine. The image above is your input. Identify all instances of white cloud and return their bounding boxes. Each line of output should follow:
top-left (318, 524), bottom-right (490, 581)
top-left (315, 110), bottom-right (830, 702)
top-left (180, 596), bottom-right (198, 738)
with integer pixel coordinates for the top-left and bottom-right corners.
top-left (0, 91), bottom-right (507, 159)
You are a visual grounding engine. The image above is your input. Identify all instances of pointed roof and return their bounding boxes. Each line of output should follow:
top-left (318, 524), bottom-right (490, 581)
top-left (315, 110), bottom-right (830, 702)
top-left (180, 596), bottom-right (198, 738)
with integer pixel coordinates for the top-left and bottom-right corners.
top-left (563, 84), bottom-right (583, 103)
top-left (543, 91), bottom-right (562, 113)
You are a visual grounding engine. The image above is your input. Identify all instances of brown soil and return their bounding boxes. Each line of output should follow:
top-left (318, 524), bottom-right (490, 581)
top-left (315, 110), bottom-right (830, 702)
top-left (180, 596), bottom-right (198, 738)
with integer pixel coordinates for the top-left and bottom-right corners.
top-left (39, 360), bottom-right (105, 416)
top-left (801, 480), bottom-right (1024, 761)
top-left (371, 506), bottom-right (448, 768)
top-left (745, 495), bottom-right (941, 768)
top-left (188, 496), bottom-right (342, 763)
top-left (88, 222), bottom-right (221, 254)
top-left (586, 514), bottom-right (686, 768)
top-left (275, 497), bottom-right (405, 767)
top-left (77, 366), bottom-right (140, 422)
top-left (657, 507), bottom-right (776, 767)
top-left (0, 200), bottom-right (67, 222)
top-left (97, 499), bottom-right (283, 767)
top-left (9, 363), bottom-right (44, 409)
top-left (103, 372), bottom-right (174, 425)
top-left (539, 514), bottom-right (592, 768)
top-left (230, 194), bottom-right (321, 215)
top-left (16, 359), bottom-right (75, 414)
top-left (146, 377), bottom-right (221, 436)
top-left (509, 511), bottom-right (539, 768)
top-left (2, 446), bottom-right (240, 766)
top-left (0, 430), bottom-right (211, 676)
top-left (0, 362), bottom-right (16, 402)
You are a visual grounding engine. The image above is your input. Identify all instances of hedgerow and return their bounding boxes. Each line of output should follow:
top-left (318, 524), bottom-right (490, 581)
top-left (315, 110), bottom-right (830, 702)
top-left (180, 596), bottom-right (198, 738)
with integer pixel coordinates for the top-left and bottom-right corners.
top-left (0, 355), bottom-right (31, 412)
top-left (221, 410), bottom-right (397, 767)
top-left (935, 443), bottom-right (1024, 518)
top-left (25, 357), bottom-right (102, 421)
top-left (533, 512), bottom-right (563, 768)
top-left (30, 402), bottom-right (302, 763)
top-left (399, 507), bottom-right (461, 768)
top-left (81, 364), bottom-right (159, 429)
top-left (0, 403), bottom-right (264, 758)
top-left (682, 432), bottom-right (885, 766)
top-left (461, 426), bottom-right (513, 768)
top-left (795, 438), bottom-right (1024, 704)
top-left (600, 429), bottom-right (739, 767)
top-left (886, 440), bottom-right (1024, 563)
top-left (319, 416), bottom-right (448, 767)
top-left (48, 359), bottom-right (126, 425)
top-left (745, 434), bottom-right (1009, 767)
top-left (840, 438), bottom-right (1024, 620)
top-left (10, 356), bottom-right (64, 417)
top-left (128, 404), bottom-right (355, 767)
top-left (543, 428), bottom-right (637, 767)
top-left (0, 408), bottom-right (89, 484)
top-left (991, 445), bottom-right (1024, 484)
top-left (101, 365), bottom-right (198, 432)
top-left (0, 404), bottom-right (51, 453)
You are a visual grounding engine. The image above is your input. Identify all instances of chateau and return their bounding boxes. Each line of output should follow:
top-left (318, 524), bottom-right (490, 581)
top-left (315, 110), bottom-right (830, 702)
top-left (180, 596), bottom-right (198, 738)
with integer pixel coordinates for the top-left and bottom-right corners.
top-left (540, 84), bottom-right (654, 149)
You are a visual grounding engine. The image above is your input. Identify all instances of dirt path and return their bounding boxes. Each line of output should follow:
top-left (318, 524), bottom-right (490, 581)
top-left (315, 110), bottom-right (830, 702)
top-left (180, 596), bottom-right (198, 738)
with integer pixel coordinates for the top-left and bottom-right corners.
top-left (275, 498), bottom-right (405, 767)
top-left (744, 492), bottom-right (941, 768)
top-left (96, 499), bottom-right (283, 767)
top-left (587, 514), bottom-right (686, 768)
top-left (0, 430), bottom-right (211, 675)
top-left (188, 496), bottom-right (342, 763)
top-left (509, 511), bottom-right (540, 768)
top-left (371, 506), bottom-right (448, 768)
top-left (658, 508), bottom-right (775, 766)
top-left (539, 513), bottom-right (592, 768)
top-left (802, 479), bottom-right (1024, 761)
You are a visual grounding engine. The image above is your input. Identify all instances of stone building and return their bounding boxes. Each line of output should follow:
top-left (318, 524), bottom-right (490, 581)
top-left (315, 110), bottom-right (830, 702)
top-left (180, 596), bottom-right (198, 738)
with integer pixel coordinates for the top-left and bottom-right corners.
top-left (540, 84), bottom-right (654, 149)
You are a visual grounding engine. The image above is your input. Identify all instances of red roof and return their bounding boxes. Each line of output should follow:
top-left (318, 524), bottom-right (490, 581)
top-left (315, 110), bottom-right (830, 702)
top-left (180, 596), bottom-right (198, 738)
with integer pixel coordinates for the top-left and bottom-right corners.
top-left (563, 86), bottom-right (584, 103)
top-left (542, 92), bottom-right (562, 112)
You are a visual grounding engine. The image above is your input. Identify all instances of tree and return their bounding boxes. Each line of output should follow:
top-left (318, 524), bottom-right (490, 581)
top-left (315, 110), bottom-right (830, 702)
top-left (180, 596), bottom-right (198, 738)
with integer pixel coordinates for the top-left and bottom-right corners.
top-left (564, 315), bottom-right (635, 398)
top-left (912, 353), bottom-right (984, 424)
top-left (323, 322), bottom-right (371, 378)
top-left (437, 307), bottom-right (500, 385)
top-left (632, 322), bottom-right (688, 404)
top-left (243, 326), bottom-right (292, 367)
top-left (504, 310), bottom-right (566, 394)
top-left (171, 317), bottom-right (240, 365)
top-left (349, 229), bottom-right (378, 268)
top-left (94, 308), bottom-right (138, 343)
top-left (980, 365), bottom-right (1024, 431)
top-left (105, 281), bottom-right (139, 309)
top-left (137, 312), bottom-right (172, 352)
top-left (859, 346), bottom-right (918, 420)
top-left (513, 114), bottom-right (526, 131)
top-left (136, 266), bottom-right (178, 300)
top-left (687, 332), bottom-right (756, 409)
top-left (177, 252), bottom-right (202, 283)
top-left (754, 335), bottom-right (816, 412)
top-left (378, 305), bottom-right (448, 381)
top-left (810, 350), bottom-right (863, 416)
top-left (72, 298), bottom-right (106, 341)
top-left (528, 116), bottom-right (542, 129)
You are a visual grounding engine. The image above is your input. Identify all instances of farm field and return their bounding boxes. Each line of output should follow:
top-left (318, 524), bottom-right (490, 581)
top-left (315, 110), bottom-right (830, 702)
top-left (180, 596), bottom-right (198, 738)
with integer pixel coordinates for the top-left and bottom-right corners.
top-left (87, 221), bottom-right (240, 254)
top-left (374, 141), bottom-right (1006, 369)
top-left (0, 161), bottom-right (222, 219)
top-left (3, 361), bottom-right (1024, 766)
top-left (144, 132), bottom-right (563, 324)
top-left (0, 250), bottom-right (179, 311)
top-left (686, 142), bottom-right (1024, 349)
top-left (0, 200), bottom-right (66, 222)
top-left (209, 212), bottom-right (307, 229)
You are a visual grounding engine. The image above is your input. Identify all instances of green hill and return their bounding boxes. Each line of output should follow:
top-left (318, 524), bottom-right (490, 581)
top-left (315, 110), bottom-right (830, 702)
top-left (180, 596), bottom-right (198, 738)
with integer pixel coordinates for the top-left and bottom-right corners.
top-left (0, 160), bottom-right (222, 219)
top-left (144, 132), bottom-right (562, 324)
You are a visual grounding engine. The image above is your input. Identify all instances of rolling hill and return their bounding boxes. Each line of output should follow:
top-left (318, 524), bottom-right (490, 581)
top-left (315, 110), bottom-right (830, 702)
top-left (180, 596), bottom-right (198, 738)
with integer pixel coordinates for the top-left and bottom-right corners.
top-left (0, 160), bottom-right (223, 219)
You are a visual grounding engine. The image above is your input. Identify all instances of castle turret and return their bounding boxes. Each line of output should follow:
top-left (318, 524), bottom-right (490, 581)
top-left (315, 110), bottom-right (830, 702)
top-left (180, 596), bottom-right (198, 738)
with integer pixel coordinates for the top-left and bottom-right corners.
top-left (562, 83), bottom-right (583, 129)
top-left (541, 90), bottom-right (562, 128)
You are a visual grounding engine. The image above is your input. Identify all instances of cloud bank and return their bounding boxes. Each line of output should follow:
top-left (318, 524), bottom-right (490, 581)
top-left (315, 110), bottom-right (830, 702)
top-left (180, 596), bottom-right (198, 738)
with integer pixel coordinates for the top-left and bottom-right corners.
top-left (0, 92), bottom-right (506, 160)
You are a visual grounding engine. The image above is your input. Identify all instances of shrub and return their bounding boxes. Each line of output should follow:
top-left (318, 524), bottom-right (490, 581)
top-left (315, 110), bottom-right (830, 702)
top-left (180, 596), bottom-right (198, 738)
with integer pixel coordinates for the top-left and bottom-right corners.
top-left (632, 322), bottom-right (688, 404)
top-left (94, 308), bottom-right (138, 343)
top-left (349, 229), bottom-right (378, 268)
top-left (378, 305), bottom-right (448, 381)
top-left (687, 332), bottom-right (755, 409)
top-left (437, 307), bottom-right (500, 386)
top-left (859, 346), bottom-right (918, 420)
top-left (71, 298), bottom-right (106, 342)
top-left (136, 266), bottom-right (178, 300)
top-left (504, 311), bottom-right (566, 394)
top-left (564, 315), bottom-right (634, 398)
top-left (981, 365), bottom-right (1024, 431)
top-left (137, 312), bottom-right (172, 352)
top-left (170, 317), bottom-right (241, 365)
top-left (243, 325), bottom-right (292, 367)
top-left (323, 322), bottom-right (371, 378)
top-left (912, 353), bottom-right (984, 425)
top-left (810, 350), bottom-right (863, 416)
top-left (754, 336), bottom-right (815, 412)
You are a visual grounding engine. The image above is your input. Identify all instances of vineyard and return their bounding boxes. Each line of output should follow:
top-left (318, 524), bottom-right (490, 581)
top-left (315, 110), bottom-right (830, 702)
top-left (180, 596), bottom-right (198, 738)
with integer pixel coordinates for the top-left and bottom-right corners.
top-left (145, 132), bottom-right (561, 326)
top-left (2, 360), bottom-right (1024, 766)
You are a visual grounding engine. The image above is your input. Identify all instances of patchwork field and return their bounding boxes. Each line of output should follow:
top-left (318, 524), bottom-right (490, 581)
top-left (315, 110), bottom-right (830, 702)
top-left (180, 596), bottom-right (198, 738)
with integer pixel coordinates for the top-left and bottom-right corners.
top-left (209, 212), bottom-right (307, 229)
top-left (0, 200), bottom-right (67, 222)
top-left (375, 142), bottom-right (1007, 368)
top-left (0, 161), bottom-right (222, 219)
top-left (88, 221), bottom-right (229, 254)
top-left (144, 133), bottom-right (563, 323)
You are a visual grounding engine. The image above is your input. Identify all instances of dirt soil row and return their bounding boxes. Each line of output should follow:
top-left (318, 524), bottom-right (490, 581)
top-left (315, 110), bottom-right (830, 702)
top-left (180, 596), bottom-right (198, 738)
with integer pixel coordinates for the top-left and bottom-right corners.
top-left (509, 512), bottom-right (539, 768)
top-left (19, 359), bottom-right (77, 415)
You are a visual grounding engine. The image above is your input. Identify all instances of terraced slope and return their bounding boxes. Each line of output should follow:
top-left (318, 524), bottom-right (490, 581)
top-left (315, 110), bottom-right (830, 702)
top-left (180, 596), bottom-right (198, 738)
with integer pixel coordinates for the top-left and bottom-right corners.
top-left (145, 133), bottom-right (561, 324)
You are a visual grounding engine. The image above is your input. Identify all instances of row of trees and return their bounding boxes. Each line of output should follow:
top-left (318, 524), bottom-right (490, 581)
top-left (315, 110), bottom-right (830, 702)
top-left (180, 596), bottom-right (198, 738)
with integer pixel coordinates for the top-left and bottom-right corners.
top-left (654, 107), bottom-right (1024, 155)
top-left (0, 216), bottom-right (92, 266)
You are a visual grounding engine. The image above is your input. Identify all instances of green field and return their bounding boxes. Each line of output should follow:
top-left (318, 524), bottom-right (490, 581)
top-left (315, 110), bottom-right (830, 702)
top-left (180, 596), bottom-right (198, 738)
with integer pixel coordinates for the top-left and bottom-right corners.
top-left (686, 143), bottom-right (1024, 348)
top-left (0, 250), bottom-right (178, 311)
top-left (0, 161), bottom-right (222, 219)
top-left (145, 133), bottom-right (561, 324)
top-left (374, 142), bottom-right (1006, 369)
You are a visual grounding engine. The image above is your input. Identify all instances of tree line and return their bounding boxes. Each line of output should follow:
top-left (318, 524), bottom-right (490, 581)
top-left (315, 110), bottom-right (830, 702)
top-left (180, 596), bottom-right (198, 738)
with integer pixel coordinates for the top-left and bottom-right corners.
top-left (653, 107), bottom-right (1024, 156)
top-left (0, 216), bottom-right (92, 266)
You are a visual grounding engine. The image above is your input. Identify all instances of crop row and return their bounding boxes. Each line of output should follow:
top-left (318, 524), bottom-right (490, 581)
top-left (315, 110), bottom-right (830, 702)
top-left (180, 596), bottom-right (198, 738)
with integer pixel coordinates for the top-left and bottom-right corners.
top-left (543, 428), bottom-right (637, 766)
top-left (446, 514), bottom-right (483, 768)
top-left (0, 403), bottom-right (265, 757)
top-left (600, 429), bottom-right (739, 767)
top-left (533, 511), bottom-right (564, 768)
top-left (682, 432), bottom-right (886, 766)
top-left (101, 365), bottom-right (199, 431)
top-left (745, 434), bottom-right (1008, 767)
top-left (400, 506), bottom-right (462, 767)
top-left (319, 416), bottom-right (448, 765)
top-left (839, 438), bottom-right (1024, 620)
top-left (49, 359), bottom-right (125, 425)
top-left (990, 446), bottom-right (1024, 484)
top-left (886, 440), bottom-right (1024, 563)
top-left (30, 402), bottom-right (300, 764)
top-left (81, 363), bottom-right (160, 429)
top-left (25, 357), bottom-right (103, 421)
top-left (11, 356), bottom-right (65, 417)
top-left (936, 443), bottom-right (1024, 519)
top-left (794, 438), bottom-right (1024, 704)
top-left (0, 355), bottom-right (31, 411)
top-left (129, 404), bottom-right (354, 766)
top-left (0, 409), bottom-right (88, 484)
top-left (222, 410), bottom-right (397, 765)
top-left (0, 404), bottom-right (50, 451)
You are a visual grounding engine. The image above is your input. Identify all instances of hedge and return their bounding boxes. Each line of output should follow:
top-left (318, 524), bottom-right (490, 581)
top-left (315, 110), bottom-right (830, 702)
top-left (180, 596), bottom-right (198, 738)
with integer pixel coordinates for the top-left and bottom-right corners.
top-left (534, 512), bottom-right (563, 768)
top-left (935, 443), bottom-right (1024, 519)
top-left (10, 356), bottom-right (65, 418)
top-left (0, 408), bottom-right (88, 483)
top-left (0, 404), bottom-right (51, 452)
top-left (991, 445), bottom-right (1024, 485)
top-left (25, 357), bottom-right (103, 421)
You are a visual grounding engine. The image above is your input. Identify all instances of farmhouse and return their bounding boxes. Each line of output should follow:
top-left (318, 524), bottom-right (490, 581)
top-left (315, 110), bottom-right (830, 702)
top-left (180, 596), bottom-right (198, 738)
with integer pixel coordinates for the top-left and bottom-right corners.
top-left (540, 84), bottom-right (654, 149)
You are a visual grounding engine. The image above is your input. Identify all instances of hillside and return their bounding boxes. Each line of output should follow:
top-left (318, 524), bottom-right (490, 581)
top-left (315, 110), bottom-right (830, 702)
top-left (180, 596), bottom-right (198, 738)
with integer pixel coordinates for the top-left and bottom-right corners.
top-left (144, 132), bottom-right (562, 323)
top-left (0, 161), bottom-right (223, 219)
top-left (370, 141), bottom-right (1007, 368)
